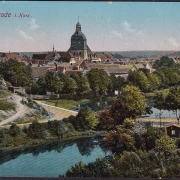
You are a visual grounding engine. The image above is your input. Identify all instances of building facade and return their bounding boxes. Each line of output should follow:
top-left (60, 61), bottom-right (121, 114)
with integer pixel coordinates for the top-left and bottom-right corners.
top-left (68, 21), bottom-right (97, 61)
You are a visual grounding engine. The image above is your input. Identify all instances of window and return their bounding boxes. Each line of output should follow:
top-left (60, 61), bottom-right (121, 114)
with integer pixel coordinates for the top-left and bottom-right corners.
top-left (172, 130), bottom-right (175, 135)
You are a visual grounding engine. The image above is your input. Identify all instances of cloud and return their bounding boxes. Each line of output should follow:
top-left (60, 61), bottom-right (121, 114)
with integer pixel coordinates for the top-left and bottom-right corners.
top-left (122, 21), bottom-right (135, 33)
top-left (136, 31), bottom-right (145, 37)
top-left (108, 1), bottom-right (112, 4)
top-left (111, 30), bottom-right (122, 38)
top-left (18, 30), bottom-right (33, 40)
top-left (168, 37), bottom-right (180, 47)
top-left (121, 21), bottom-right (145, 38)
top-left (29, 18), bottom-right (39, 31)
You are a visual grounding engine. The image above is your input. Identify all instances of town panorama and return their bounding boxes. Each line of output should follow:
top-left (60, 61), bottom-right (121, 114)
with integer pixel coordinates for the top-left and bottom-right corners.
top-left (0, 1), bottom-right (180, 179)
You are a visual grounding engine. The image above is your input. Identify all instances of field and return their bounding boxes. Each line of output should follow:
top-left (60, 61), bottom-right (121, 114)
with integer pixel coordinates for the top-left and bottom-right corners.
top-left (43, 99), bottom-right (90, 110)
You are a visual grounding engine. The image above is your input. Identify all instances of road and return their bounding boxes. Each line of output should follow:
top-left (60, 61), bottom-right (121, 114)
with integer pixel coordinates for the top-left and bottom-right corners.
top-left (0, 94), bottom-right (34, 126)
top-left (34, 100), bottom-right (78, 121)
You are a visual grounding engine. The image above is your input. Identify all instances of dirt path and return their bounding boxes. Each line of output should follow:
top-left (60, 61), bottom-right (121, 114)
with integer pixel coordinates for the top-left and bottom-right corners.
top-left (35, 100), bottom-right (78, 121)
top-left (0, 94), bottom-right (34, 126)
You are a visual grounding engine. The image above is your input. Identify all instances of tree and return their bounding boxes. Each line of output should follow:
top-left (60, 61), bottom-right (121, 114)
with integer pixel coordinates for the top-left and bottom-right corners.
top-left (153, 56), bottom-right (176, 69)
top-left (153, 90), bottom-right (169, 128)
top-left (0, 59), bottom-right (33, 87)
top-left (110, 85), bottom-right (146, 122)
top-left (166, 163), bottom-right (180, 178)
top-left (8, 123), bottom-right (20, 137)
top-left (109, 75), bottom-right (126, 94)
top-left (143, 126), bottom-right (161, 150)
top-left (155, 68), bottom-right (180, 88)
top-left (155, 132), bottom-right (175, 153)
top-left (72, 74), bottom-right (90, 97)
top-left (37, 72), bottom-right (63, 95)
top-left (165, 87), bottom-right (180, 124)
top-left (62, 75), bottom-right (77, 94)
top-left (146, 73), bottom-right (161, 91)
top-left (127, 71), bottom-right (150, 92)
top-left (155, 130), bottom-right (175, 170)
top-left (27, 120), bottom-right (44, 139)
top-left (65, 158), bottom-right (113, 177)
top-left (73, 108), bottom-right (98, 130)
top-left (98, 109), bottom-right (119, 130)
top-left (102, 126), bottom-right (135, 154)
top-left (117, 151), bottom-right (142, 177)
top-left (87, 69), bottom-right (110, 96)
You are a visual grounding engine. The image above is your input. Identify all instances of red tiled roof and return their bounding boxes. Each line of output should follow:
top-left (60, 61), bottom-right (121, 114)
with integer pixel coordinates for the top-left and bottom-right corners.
top-left (32, 54), bottom-right (47, 60)
top-left (2, 53), bottom-right (22, 62)
top-left (166, 124), bottom-right (180, 128)
top-left (65, 70), bottom-right (83, 75)
top-left (58, 52), bottom-right (75, 59)
top-left (31, 66), bottom-right (51, 78)
top-left (104, 53), bottom-right (114, 59)
top-left (105, 68), bottom-right (130, 74)
top-left (97, 54), bottom-right (108, 62)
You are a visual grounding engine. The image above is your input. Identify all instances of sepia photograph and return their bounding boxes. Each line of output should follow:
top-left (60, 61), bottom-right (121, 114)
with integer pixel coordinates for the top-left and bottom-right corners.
top-left (0, 1), bottom-right (180, 179)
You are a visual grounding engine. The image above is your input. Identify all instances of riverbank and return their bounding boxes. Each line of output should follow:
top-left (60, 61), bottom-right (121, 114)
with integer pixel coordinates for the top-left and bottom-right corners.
top-left (0, 130), bottom-right (105, 154)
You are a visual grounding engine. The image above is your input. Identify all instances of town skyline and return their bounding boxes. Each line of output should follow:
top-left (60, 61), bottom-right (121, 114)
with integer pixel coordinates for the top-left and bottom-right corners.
top-left (1, 2), bottom-right (180, 52)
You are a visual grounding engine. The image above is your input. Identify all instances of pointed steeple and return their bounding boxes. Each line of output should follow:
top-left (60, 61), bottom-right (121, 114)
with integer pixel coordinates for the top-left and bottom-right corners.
top-left (53, 44), bottom-right (54, 52)
top-left (76, 16), bottom-right (81, 32)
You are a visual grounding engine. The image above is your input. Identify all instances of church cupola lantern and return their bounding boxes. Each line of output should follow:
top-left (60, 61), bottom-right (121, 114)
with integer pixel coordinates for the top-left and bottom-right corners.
top-left (76, 17), bottom-right (81, 32)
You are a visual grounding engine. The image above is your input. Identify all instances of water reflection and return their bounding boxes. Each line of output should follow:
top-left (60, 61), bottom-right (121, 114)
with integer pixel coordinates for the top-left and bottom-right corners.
top-left (80, 98), bottom-right (114, 112)
top-left (76, 137), bottom-right (104, 156)
top-left (0, 136), bottom-right (107, 166)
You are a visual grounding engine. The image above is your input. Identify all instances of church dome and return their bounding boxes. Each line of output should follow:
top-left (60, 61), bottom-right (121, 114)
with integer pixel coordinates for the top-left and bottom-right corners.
top-left (71, 31), bottom-right (87, 40)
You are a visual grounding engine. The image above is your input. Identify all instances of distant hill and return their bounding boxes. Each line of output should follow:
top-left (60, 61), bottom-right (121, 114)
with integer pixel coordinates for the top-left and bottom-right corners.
top-left (1, 50), bottom-right (180, 59)
top-left (110, 51), bottom-right (180, 58)
top-left (97, 51), bottom-right (180, 58)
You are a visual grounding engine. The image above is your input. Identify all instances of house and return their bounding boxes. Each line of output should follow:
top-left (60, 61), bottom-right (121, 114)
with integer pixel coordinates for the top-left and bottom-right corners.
top-left (31, 66), bottom-right (53, 81)
top-left (0, 57), bottom-right (8, 63)
top-left (31, 53), bottom-right (48, 64)
top-left (105, 65), bottom-right (137, 79)
top-left (1, 52), bottom-right (23, 62)
top-left (172, 57), bottom-right (180, 64)
top-left (142, 62), bottom-right (154, 73)
top-left (134, 63), bottom-right (152, 73)
top-left (65, 70), bottom-right (84, 76)
top-left (166, 124), bottom-right (180, 138)
top-left (87, 63), bottom-right (120, 70)
top-left (74, 59), bottom-right (89, 70)
top-left (103, 53), bottom-right (114, 59)
top-left (58, 52), bottom-right (76, 64)
top-left (45, 52), bottom-right (60, 61)
top-left (96, 54), bottom-right (108, 63)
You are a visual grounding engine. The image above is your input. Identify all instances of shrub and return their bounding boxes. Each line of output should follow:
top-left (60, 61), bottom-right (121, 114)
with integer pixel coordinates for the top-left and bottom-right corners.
top-left (27, 120), bottom-right (44, 139)
top-left (8, 123), bottom-right (20, 137)
top-left (176, 138), bottom-right (180, 148)
top-left (0, 101), bottom-right (16, 111)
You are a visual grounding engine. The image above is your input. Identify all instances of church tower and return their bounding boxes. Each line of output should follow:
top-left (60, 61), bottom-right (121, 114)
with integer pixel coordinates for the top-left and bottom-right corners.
top-left (68, 19), bottom-right (92, 60)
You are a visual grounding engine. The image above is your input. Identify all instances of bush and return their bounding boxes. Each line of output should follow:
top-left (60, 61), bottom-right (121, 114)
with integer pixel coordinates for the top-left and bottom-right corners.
top-left (27, 120), bottom-right (44, 139)
top-left (0, 101), bottom-right (16, 111)
top-left (176, 138), bottom-right (180, 148)
top-left (8, 123), bottom-right (20, 137)
top-left (0, 130), bottom-right (5, 143)
top-left (74, 109), bottom-right (98, 130)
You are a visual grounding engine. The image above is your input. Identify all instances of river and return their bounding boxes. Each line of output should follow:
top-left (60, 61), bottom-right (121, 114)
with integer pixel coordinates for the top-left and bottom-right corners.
top-left (79, 99), bottom-right (177, 118)
top-left (0, 137), bottom-right (110, 177)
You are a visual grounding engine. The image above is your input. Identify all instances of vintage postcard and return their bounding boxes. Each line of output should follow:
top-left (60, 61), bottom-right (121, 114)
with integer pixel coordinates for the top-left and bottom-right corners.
top-left (0, 1), bottom-right (180, 179)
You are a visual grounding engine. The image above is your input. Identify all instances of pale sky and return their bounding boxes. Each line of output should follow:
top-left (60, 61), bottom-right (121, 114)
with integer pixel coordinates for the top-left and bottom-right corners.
top-left (1, 1), bottom-right (180, 52)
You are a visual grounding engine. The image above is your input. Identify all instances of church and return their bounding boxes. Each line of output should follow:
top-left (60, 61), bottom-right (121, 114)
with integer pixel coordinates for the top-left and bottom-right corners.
top-left (68, 20), bottom-right (98, 61)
